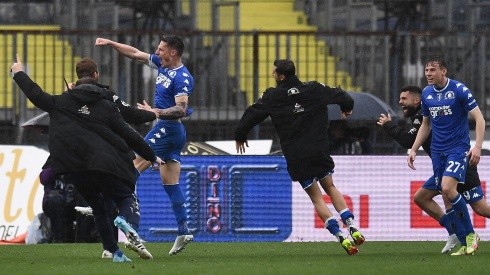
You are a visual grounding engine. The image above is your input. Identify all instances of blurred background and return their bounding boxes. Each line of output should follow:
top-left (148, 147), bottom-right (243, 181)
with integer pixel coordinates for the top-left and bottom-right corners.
top-left (1, 0), bottom-right (490, 154)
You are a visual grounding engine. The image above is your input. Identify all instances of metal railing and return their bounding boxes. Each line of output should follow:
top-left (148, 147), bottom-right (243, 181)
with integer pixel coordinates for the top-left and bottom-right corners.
top-left (1, 29), bottom-right (489, 152)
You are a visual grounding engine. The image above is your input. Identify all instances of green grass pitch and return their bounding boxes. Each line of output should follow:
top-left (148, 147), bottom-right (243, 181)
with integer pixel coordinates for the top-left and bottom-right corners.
top-left (0, 241), bottom-right (488, 275)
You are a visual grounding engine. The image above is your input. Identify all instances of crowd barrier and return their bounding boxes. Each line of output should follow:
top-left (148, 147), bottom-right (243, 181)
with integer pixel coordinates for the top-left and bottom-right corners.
top-left (1, 145), bottom-right (489, 243)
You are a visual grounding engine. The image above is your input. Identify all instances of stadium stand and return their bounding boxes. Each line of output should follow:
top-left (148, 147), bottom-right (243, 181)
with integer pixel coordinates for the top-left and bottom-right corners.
top-left (0, 25), bottom-right (80, 109)
top-left (182, 0), bottom-right (359, 104)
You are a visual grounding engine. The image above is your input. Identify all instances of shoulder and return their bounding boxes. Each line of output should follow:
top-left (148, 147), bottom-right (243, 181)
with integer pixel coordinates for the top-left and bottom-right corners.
top-left (304, 81), bottom-right (325, 89)
top-left (173, 66), bottom-right (193, 78)
top-left (261, 87), bottom-right (278, 100)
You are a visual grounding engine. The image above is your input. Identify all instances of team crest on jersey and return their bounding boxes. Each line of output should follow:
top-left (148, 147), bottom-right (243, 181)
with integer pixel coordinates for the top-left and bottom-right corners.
top-left (168, 70), bottom-right (176, 78)
top-left (287, 87), bottom-right (299, 95)
top-left (444, 91), bottom-right (455, 99)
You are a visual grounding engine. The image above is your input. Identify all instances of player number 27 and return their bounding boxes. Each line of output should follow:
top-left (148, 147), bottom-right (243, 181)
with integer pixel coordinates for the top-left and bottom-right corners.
top-left (446, 161), bottom-right (462, 173)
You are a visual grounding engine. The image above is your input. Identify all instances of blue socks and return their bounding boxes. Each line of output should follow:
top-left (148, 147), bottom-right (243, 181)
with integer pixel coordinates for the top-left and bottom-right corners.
top-left (325, 217), bottom-right (341, 236)
top-left (163, 184), bottom-right (189, 235)
top-left (339, 209), bottom-right (354, 226)
top-left (439, 212), bottom-right (455, 235)
top-left (450, 194), bottom-right (474, 244)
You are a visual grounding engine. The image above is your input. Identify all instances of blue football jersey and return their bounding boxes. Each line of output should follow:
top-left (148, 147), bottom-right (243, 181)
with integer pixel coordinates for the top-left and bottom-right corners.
top-left (148, 54), bottom-right (194, 110)
top-left (421, 78), bottom-right (478, 152)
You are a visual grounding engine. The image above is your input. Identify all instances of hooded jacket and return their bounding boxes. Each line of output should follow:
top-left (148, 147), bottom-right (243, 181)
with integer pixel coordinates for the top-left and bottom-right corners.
top-left (235, 76), bottom-right (354, 161)
top-left (14, 71), bottom-right (155, 186)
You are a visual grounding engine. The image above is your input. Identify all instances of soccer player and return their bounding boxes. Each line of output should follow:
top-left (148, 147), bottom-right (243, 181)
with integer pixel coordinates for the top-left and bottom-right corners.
top-left (378, 85), bottom-right (490, 254)
top-left (235, 59), bottom-right (365, 255)
top-left (407, 56), bottom-right (486, 255)
top-left (95, 36), bottom-right (194, 255)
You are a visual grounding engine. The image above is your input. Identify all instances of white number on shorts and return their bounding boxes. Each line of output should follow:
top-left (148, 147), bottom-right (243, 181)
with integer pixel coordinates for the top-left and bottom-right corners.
top-left (446, 161), bottom-right (461, 173)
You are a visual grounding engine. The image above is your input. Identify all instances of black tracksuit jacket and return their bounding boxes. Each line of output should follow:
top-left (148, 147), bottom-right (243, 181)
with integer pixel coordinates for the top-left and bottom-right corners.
top-left (14, 71), bottom-right (156, 186)
top-left (235, 76), bottom-right (354, 161)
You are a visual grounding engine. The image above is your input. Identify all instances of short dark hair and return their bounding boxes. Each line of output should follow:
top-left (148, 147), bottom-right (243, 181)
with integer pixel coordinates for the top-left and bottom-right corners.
top-left (76, 58), bottom-right (98, 79)
top-left (161, 35), bottom-right (185, 56)
top-left (273, 59), bottom-right (296, 79)
top-left (400, 85), bottom-right (422, 96)
top-left (426, 55), bottom-right (447, 69)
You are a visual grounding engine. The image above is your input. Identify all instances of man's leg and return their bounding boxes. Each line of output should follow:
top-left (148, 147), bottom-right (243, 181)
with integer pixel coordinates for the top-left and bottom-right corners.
top-left (413, 187), bottom-right (458, 253)
top-left (67, 172), bottom-right (131, 262)
top-left (107, 174), bottom-right (152, 260)
top-left (441, 176), bottom-right (478, 255)
top-left (318, 175), bottom-right (365, 245)
top-left (302, 179), bottom-right (358, 255)
top-left (160, 161), bottom-right (194, 255)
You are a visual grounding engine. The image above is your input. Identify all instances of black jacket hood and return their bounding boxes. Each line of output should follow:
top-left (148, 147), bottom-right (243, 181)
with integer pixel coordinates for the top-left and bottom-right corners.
top-left (68, 84), bottom-right (105, 103)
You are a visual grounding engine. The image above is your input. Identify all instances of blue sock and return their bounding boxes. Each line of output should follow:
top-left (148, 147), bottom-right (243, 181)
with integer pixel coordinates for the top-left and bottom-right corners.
top-left (339, 209), bottom-right (354, 226)
top-left (445, 209), bottom-right (466, 245)
top-left (163, 184), bottom-right (189, 235)
top-left (325, 217), bottom-right (341, 236)
top-left (439, 213), bottom-right (455, 235)
top-left (450, 194), bottom-right (474, 239)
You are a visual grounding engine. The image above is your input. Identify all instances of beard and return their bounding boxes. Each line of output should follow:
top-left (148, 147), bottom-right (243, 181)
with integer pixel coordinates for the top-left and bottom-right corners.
top-left (404, 105), bottom-right (419, 118)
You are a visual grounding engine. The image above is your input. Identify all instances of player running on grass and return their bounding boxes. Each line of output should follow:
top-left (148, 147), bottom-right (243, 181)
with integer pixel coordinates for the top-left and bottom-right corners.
top-left (235, 59), bottom-right (365, 255)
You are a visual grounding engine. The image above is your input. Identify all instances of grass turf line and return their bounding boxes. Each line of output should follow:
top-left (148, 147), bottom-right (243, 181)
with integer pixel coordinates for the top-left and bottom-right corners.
top-left (0, 241), bottom-right (487, 275)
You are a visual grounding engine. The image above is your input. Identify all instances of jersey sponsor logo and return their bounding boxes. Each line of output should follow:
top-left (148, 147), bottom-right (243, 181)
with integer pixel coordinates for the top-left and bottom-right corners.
top-left (183, 72), bottom-right (189, 77)
top-left (473, 192), bottom-right (481, 199)
top-left (413, 118), bottom-right (420, 125)
top-left (429, 105), bottom-right (452, 118)
top-left (156, 73), bottom-right (171, 88)
top-left (468, 93), bottom-right (473, 99)
top-left (149, 138), bottom-right (156, 144)
top-left (426, 95), bottom-right (433, 100)
top-left (184, 79), bottom-right (189, 84)
top-left (408, 127), bottom-right (417, 134)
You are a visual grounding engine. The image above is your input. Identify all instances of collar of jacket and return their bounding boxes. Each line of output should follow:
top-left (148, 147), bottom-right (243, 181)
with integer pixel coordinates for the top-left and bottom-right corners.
top-left (277, 75), bottom-right (302, 90)
top-left (69, 84), bottom-right (105, 103)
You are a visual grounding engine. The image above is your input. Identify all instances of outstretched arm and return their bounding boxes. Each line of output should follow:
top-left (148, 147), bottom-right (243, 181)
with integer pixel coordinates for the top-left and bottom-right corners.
top-left (138, 95), bottom-right (189, 120)
top-left (95, 38), bottom-right (150, 64)
top-left (11, 54), bottom-right (56, 112)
